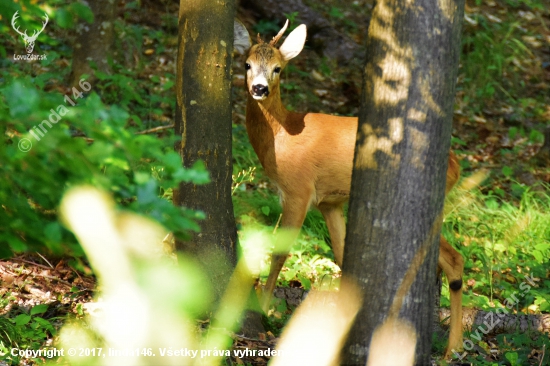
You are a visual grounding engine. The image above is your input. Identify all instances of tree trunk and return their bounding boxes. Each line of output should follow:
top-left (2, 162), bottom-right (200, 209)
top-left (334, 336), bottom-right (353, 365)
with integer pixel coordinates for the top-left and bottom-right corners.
top-left (175, 0), bottom-right (238, 299)
top-left (342, 0), bottom-right (464, 364)
top-left (70, 0), bottom-right (118, 87)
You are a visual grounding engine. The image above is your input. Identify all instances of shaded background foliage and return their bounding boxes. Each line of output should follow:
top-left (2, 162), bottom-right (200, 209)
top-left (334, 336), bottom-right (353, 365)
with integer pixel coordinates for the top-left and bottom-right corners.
top-left (1, 1), bottom-right (208, 260)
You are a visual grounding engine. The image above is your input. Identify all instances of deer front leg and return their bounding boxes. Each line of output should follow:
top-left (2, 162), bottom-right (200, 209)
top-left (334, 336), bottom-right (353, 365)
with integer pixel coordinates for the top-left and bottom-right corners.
top-left (261, 193), bottom-right (311, 312)
top-left (438, 236), bottom-right (464, 359)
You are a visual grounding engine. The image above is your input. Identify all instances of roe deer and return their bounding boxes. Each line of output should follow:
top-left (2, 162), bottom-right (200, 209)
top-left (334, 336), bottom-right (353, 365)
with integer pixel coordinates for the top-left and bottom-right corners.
top-left (234, 19), bottom-right (464, 357)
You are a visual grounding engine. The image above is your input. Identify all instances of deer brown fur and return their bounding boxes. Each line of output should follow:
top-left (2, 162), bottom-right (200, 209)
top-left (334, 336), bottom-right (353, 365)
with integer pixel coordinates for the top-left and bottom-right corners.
top-left (234, 19), bottom-right (464, 358)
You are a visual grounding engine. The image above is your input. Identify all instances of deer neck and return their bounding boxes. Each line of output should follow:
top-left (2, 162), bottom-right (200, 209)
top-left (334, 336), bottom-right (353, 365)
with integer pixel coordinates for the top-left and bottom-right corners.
top-left (246, 85), bottom-right (288, 131)
top-left (245, 86), bottom-right (288, 173)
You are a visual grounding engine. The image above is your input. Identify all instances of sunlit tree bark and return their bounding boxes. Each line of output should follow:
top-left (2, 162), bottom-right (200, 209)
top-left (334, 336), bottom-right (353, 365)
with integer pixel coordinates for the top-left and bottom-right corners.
top-left (342, 0), bottom-right (465, 364)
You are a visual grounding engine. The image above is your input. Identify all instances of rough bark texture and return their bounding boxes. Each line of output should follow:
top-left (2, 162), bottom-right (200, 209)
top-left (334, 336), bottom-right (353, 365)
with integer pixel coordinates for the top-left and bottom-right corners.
top-left (70, 0), bottom-right (117, 87)
top-left (240, 0), bottom-right (362, 64)
top-left (175, 0), bottom-right (237, 297)
top-left (342, 0), bottom-right (465, 364)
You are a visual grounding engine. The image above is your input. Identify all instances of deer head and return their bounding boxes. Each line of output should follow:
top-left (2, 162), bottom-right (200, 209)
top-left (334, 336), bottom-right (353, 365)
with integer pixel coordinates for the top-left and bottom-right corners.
top-left (11, 11), bottom-right (49, 54)
top-left (234, 19), bottom-right (307, 101)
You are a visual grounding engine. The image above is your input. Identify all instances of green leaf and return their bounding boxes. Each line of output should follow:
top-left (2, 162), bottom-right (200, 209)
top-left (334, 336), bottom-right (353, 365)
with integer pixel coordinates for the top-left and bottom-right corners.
top-left (532, 250), bottom-right (543, 263)
top-left (297, 273), bottom-right (311, 290)
top-left (511, 183), bottom-right (525, 197)
top-left (172, 160), bottom-right (210, 184)
top-left (282, 268), bottom-right (296, 281)
top-left (134, 172), bottom-right (151, 185)
top-left (68, 2), bottom-right (94, 23)
top-left (451, 136), bottom-right (467, 146)
top-left (505, 351), bottom-right (518, 366)
top-left (14, 314), bottom-right (31, 326)
top-left (529, 129), bottom-right (543, 143)
top-left (493, 242), bottom-right (506, 252)
top-left (44, 222), bottom-right (62, 243)
top-left (276, 299), bottom-right (288, 313)
top-left (131, 114), bottom-right (143, 126)
top-left (30, 304), bottom-right (48, 316)
top-left (486, 198), bottom-right (499, 209)
top-left (261, 206), bottom-right (270, 216)
top-left (55, 8), bottom-right (74, 29)
top-left (108, 105), bottom-right (130, 127)
top-left (3, 81), bottom-right (39, 119)
top-left (162, 80), bottom-right (174, 91)
top-left (136, 179), bottom-right (158, 205)
top-left (104, 156), bottom-right (130, 170)
top-left (502, 165), bottom-right (513, 178)
top-left (8, 237), bottom-right (28, 252)
top-left (162, 151), bottom-right (182, 172)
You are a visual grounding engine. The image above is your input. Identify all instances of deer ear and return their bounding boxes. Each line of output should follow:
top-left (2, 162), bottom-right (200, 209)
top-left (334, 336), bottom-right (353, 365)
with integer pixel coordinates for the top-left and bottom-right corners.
top-left (234, 19), bottom-right (251, 55)
top-left (279, 24), bottom-right (307, 61)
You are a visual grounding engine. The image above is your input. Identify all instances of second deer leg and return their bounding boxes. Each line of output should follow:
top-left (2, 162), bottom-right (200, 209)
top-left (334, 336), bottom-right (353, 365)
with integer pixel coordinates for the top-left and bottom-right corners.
top-left (438, 236), bottom-right (464, 359)
top-left (317, 203), bottom-right (346, 267)
top-left (261, 194), bottom-right (311, 311)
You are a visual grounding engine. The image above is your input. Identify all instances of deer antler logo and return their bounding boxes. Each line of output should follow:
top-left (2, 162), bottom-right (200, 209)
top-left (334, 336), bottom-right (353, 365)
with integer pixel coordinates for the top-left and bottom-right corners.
top-left (11, 11), bottom-right (49, 54)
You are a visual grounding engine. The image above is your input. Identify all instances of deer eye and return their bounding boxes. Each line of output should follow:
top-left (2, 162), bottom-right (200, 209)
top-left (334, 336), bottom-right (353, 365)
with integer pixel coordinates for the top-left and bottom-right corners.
top-left (273, 67), bottom-right (281, 74)
top-left (245, 63), bottom-right (251, 70)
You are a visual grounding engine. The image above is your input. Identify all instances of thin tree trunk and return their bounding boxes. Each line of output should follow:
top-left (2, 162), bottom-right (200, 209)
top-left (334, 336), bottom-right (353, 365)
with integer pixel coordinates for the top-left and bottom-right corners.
top-left (70, 0), bottom-right (118, 87)
top-left (175, 0), bottom-right (237, 299)
top-left (342, 0), bottom-right (464, 364)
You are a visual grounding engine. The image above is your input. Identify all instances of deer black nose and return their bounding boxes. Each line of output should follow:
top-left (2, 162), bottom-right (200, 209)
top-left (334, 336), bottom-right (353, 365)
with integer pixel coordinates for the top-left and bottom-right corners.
top-left (252, 84), bottom-right (269, 97)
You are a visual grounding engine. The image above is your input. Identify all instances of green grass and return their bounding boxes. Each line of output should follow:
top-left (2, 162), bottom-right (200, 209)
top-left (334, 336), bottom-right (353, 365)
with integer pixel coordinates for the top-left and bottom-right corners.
top-left (458, 0), bottom-right (549, 118)
top-left (0, 301), bottom-right (58, 365)
top-left (443, 184), bottom-right (550, 312)
top-left (440, 183), bottom-right (549, 364)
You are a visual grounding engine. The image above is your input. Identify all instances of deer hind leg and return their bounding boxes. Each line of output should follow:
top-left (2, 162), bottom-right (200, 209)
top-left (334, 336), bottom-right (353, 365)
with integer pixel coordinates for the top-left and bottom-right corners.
top-left (262, 193), bottom-right (311, 312)
top-left (317, 203), bottom-right (346, 267)
top-left (438, 236), bottom-right (464, 358)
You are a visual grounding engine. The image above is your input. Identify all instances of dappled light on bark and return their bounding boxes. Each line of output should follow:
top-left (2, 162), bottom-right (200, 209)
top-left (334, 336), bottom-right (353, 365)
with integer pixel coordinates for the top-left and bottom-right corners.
top-left (372, 53), bottom-right (411, 105)
top-left (343, 0), bottom-right (465, 362)
top-left (355, 118), bottom-right (403, 169)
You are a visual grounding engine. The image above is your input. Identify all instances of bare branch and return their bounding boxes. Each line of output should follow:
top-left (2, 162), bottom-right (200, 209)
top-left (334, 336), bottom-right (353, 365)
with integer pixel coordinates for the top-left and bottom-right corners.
top-left (135, 124), bottom-right (174, 135)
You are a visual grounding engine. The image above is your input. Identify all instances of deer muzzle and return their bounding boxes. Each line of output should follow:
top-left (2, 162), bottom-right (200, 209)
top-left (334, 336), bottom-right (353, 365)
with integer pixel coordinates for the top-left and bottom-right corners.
top-left (252, 84), bottom-right (269, 99)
